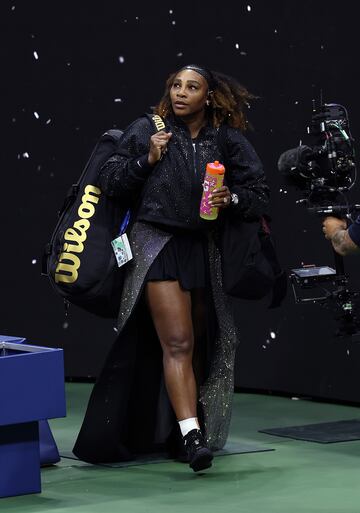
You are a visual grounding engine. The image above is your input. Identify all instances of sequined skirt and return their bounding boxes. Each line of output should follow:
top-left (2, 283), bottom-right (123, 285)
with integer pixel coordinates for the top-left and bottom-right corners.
top-left (145, 228), bottom-right (209, 290)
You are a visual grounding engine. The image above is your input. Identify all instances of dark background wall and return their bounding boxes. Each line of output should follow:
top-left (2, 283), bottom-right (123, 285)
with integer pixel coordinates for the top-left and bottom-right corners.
top-left (2, 1), bottom-right (360, 399)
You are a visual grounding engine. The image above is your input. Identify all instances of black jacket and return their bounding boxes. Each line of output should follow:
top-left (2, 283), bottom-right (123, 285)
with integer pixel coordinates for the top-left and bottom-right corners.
top-left (99, 114), bottom-right (269, 230)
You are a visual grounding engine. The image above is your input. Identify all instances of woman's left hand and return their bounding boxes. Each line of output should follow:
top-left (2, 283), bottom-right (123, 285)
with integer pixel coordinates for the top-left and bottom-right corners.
top-left (209, 186), bottom-right (232, 209)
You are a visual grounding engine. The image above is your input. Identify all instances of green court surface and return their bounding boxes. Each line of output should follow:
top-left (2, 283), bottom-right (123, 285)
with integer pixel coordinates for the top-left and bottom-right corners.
top-left (3, 383), bottom-right (360, 513)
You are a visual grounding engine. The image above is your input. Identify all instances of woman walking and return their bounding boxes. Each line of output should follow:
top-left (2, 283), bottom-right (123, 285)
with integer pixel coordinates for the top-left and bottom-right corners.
top-left (73, 64), bottom-right (269, 472)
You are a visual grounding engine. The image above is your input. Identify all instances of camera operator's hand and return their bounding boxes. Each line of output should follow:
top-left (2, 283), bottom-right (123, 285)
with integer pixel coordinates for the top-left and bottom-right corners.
top-left (322, 216), bottom-right (347, 240)
top-left (322, 216), bottom-right (359, 256)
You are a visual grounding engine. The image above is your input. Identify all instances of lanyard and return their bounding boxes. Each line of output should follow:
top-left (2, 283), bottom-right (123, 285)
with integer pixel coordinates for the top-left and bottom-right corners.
top-left (119, 209), bottom-right (131, 236)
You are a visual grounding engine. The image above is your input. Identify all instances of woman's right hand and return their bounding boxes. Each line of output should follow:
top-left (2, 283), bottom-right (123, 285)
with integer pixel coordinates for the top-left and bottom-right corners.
top-left (148, 130), bottom-right (172, 166)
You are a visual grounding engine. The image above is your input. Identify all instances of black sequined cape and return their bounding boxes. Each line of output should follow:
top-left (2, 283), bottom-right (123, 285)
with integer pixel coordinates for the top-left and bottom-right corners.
top-left (72, 114), bottom-right (269, 463)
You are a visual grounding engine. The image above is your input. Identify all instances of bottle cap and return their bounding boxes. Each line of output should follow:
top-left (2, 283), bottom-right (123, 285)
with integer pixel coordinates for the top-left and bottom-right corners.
top-left (206, 160), bottom-right (225, 175)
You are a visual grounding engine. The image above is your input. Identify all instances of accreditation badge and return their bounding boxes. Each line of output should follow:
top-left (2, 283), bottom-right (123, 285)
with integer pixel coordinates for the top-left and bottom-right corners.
top-left (111, 233), bottom-right (133, 268)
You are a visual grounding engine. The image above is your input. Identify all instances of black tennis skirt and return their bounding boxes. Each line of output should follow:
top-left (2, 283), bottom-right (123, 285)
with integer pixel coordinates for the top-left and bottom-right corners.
top-left (145, 228), bottom-right (209, 290)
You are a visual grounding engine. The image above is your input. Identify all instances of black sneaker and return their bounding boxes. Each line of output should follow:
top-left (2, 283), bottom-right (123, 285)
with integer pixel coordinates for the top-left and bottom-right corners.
top-left (183, 429), bottom-right (213, 472)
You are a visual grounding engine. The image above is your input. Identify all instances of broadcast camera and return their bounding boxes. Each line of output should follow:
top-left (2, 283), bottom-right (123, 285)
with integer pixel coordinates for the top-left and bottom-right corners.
top-left (277, 102), bottom-right (360, 339)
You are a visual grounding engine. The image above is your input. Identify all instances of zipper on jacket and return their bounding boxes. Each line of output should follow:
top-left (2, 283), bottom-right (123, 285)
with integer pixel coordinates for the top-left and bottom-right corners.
top-left (190, 138), bottom-right (201, 226)
top-left (192, 140), bottom-right (197, 176)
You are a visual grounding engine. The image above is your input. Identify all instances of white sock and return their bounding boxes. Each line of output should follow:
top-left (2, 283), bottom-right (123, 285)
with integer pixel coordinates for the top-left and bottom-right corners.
top-left (178, 417), bottom-right (200, 437)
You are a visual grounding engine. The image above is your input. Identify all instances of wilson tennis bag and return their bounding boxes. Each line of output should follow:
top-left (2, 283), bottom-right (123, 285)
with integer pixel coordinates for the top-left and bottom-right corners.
top-left (42, 114), bottom-right (166, 318)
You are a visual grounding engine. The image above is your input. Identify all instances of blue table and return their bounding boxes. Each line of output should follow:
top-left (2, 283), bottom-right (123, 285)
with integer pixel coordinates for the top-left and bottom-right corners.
top-left (0, 335), bottom-right (66, 498)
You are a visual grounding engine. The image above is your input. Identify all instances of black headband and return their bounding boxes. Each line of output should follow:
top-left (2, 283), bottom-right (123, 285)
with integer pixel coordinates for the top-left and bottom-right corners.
top-left (179, 65), bottom-right (215, 90)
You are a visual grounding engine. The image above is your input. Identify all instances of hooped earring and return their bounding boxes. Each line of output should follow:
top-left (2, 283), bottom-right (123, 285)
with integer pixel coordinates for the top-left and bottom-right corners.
top-left (206, 99), bottom-right (211, 106)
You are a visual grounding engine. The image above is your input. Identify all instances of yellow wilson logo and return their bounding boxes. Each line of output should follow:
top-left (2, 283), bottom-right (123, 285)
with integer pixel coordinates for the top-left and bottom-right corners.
top-left (55, 185), bottom-right (101, 284)
top-left (152, 115), bottom-right (165, 131)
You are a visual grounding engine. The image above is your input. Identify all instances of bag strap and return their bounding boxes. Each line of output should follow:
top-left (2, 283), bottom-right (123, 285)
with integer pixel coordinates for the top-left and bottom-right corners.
top-left (120, 115), bottom-right (166, 229)
top-left (144, 113), bottom-right (166, 133)
top-left (119, 114), bottom-right (166, 236)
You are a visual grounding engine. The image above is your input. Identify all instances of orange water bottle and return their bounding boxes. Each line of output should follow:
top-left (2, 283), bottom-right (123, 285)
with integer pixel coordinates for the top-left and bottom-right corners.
top-left (200, 161), bottom-right (225, 220)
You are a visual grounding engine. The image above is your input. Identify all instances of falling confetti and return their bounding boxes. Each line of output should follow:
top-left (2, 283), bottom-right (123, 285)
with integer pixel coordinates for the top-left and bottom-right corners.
top-left (172, 20), bottom-right (176, 25)
top-left (177, 52), bottom-right (183, 57)
top-left (32, 259), bottom-right (37, 264)
top-left (114, 98), bottom-right (122, 103)
top-left (34, 111), bottom-right (39, 119)
top-left (235, 43), bottom-right (239, 49)
top-left (23, 152), bottom-right (29, 158)
top-left (247, 5), bottom-right (251, 11)
top-left (118, 56), bottom-right (125, 64)
top-left (63, 322), bottom-right (69, 329)
top-left (46, 118), bottom-right (51, 124)
top-left (169, 9), bottom-right (173, 14)
top-left (240, 51), bottom-right (247, 56)
top-left (33, 51), bottom-right (39, 60)
top-left (270, 331), bottom-right (276, 339)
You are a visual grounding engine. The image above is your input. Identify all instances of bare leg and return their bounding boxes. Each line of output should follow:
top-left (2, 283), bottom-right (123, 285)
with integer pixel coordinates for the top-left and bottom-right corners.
top-left (191, 288), bottom-right (207, 389)
top-left (145, 281), bottom-right (197, 421)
